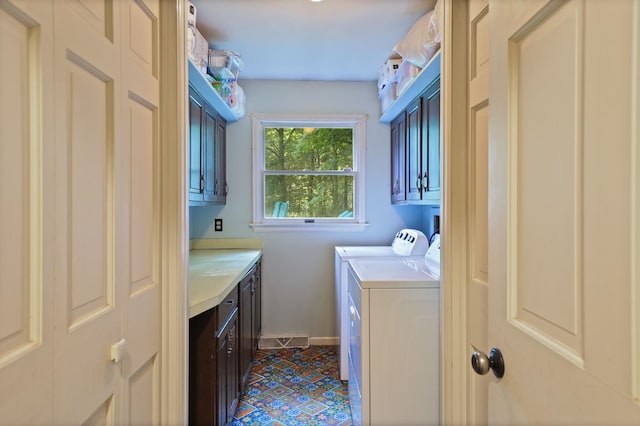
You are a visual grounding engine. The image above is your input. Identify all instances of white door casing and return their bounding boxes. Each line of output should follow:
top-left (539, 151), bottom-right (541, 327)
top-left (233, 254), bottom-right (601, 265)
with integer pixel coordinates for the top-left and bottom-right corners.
top-left (157, 0), bottom-right (189, 422)
top-left (466, 0), bottom-right (490, 424)
top-left (440, 0), bottom-right (472, 423)
top-left (443, 1), bottom-right (491, 423)
top-left (0, 0), bottom-right (164, 423)
top-left (488, 0), bottom-right (640, 423)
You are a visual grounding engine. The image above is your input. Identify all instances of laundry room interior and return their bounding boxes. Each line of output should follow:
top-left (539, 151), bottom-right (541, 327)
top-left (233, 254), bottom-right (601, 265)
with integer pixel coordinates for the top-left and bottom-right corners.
top-left (187, 0), bottom-right (446, 424)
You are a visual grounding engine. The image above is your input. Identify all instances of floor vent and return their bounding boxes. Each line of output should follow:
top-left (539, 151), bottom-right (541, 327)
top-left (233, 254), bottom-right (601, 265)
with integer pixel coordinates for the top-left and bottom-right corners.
top-left (259, 335), bottom-right (310, 350)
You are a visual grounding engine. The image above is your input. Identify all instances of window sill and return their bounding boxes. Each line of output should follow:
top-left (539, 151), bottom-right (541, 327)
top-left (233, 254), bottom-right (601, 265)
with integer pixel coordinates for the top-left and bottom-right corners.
top-left (250, 222), bottom-right (369, 232)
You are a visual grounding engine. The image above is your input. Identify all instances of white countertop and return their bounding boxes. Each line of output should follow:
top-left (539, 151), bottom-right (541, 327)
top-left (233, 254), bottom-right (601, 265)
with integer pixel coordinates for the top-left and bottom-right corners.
top-left (189, 248), bottom-right (262, 318)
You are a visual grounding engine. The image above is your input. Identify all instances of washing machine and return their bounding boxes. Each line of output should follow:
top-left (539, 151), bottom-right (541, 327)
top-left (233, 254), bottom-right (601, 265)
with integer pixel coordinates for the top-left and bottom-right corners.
top-left (334, 229), bottom-right (434, 380)
top-left (347, 243), bottom-right (440, 426)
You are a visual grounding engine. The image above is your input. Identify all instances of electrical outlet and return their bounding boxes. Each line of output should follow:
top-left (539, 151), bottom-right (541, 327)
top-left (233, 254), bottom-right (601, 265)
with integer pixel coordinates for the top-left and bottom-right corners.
top-left (214, 218), bottom-right (223, 232)
top-left (433, 215), bottom-right (440, 234)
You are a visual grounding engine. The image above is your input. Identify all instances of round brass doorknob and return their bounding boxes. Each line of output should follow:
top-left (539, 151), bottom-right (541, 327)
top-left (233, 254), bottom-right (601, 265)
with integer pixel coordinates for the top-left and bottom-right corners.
top-left (471, 351), bottom-right (490, 375)
top-left (471, 347), bottom-right (505, 378)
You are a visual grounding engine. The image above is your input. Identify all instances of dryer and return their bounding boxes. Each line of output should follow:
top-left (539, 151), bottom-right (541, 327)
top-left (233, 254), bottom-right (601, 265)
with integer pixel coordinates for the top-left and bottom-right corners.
top-left (334, 229), bottom-right (432, 380)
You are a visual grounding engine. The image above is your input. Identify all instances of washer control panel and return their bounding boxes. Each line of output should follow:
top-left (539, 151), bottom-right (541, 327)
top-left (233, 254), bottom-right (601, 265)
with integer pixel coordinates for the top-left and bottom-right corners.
top-left (391, 229), bottom-right (429, 256)
top-left (425, 234), bottom-right (440, 264)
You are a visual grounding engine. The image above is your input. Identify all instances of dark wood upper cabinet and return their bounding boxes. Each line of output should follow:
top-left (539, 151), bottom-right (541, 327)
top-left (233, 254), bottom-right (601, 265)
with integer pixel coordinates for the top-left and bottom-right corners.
top-left (215, 117), bottom-right (228, 204)
top-left (421, 78), bottom-right (441, 204)
top-left (390, 76), bottom-right (441, 205)
top-left (188, 85), bottom-right (227, 206)
top-left (405, 97), bottom-right (423, 202)
top-left (189, 90), bottom-right (204, 201)
top-left (390, 113), bottom-right (406, 203)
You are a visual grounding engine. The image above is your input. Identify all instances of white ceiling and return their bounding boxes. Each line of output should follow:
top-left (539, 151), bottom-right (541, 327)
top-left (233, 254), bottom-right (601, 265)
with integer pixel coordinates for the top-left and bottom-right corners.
top-left (190, 0), bottom-right (436, 81)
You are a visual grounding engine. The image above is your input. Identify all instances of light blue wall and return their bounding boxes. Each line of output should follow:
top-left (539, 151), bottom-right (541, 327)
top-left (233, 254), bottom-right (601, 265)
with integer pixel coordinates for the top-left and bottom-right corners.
top-left (422, 205), bottom-right (441, 240)
top-left (190, 79), bottom-right (429, 338)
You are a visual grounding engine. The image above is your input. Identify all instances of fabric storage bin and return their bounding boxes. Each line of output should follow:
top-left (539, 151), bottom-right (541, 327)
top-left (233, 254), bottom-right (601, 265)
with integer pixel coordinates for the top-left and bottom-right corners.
top-left (378, 58), bottom-right (402, 91)
top-left (379, 81), bottom-right (397, 113)
top-left (189, 27), bottom-right (209, 74)
top-left (395, 59), bottom-right (421, 95)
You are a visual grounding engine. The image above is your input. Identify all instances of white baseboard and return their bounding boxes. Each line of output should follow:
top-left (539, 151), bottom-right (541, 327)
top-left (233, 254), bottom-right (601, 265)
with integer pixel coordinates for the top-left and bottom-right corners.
top-left (309, 337), bottom-right (339, 346)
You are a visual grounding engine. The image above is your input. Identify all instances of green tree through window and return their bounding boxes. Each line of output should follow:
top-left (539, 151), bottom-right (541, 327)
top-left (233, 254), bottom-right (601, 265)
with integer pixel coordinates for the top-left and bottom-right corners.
top-left (264, 127), bottom-right (354, 218)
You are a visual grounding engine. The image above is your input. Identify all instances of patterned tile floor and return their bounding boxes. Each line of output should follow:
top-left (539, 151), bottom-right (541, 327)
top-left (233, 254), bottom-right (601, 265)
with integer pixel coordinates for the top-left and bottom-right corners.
top-left (232, 345), bottom-right (353, 426)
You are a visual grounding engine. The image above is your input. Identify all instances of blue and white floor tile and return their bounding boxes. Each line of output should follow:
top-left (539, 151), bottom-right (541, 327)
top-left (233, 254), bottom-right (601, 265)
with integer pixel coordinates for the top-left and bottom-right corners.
top-left (232, 346), bottom-right (352, 426)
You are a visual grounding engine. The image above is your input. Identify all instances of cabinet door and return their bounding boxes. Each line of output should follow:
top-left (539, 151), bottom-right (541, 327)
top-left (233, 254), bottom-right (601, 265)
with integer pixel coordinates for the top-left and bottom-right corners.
top-left (225, 317), bottom-right (239, 425)
top-left (390, 113), bottom-right (406, 204)
top-left (217, 311), bottom-right (239, 425)
top-left (215, 116), bottom-right (227, 204)
top-left (421, 78), bottom-right (441, 203)
top-left (405, 98), bottom-right (422, 201)
top-left (188, 309), bottom-right (216, 425)
top-left (188, 87), bottom-right (227, 206)
top-left (202, 108), bottom-right (217, 202)
top-left (252, 262), bottom-right (262, 356)
top-left (239, 274), bottom-right (253, 387)
top-left (188, 89), bottom-right (204, 202)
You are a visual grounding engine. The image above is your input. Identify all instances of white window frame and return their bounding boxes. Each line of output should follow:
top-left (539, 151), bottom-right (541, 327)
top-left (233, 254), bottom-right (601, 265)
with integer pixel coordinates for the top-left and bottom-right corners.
top-left (250, 113), bottom-right (368, 232)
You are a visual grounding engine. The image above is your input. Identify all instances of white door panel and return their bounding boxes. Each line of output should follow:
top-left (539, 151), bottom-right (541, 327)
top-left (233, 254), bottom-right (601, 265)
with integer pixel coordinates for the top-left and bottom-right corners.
top-left (119, 1), bottom-right (161, 424)
top-left (0, 0), bottom-right (54, 423)
top-left (0, 0), bottom-right (162, 423)
top-left (53, 2), bottom-right (121, 422)
top-left (488, 0), bottom-right (640, 423)
top-left (0, 0), bottom-right (43, 359)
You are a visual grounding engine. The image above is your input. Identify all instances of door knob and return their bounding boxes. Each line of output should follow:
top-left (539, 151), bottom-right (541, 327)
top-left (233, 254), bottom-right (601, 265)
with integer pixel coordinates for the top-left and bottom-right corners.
top-left (471, 347), bottom-right (505, 378)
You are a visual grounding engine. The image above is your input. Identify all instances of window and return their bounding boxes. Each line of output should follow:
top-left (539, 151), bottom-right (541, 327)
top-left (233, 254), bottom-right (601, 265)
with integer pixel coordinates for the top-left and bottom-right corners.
top-left (251, 114), bottom-right (367, 231)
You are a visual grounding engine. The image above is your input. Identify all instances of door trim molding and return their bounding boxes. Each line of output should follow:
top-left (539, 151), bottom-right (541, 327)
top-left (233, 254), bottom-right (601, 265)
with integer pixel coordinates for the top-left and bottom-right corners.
top-left (159, 1), bottom-right (189, 423)
top-left (441, 1), bottom-right (470, 424)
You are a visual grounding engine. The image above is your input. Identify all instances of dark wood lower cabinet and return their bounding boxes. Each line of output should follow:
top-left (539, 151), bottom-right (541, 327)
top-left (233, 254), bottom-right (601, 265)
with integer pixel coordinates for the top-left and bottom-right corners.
top-left (189, 259), bottom-right (262, 425)
top-left (217, 311), bottom-right (239, 425)
top-left (252, 261), bottom-right (262, 358)
top-left (239, 261), bottom-right (262, 388)
top-left (239, 277), bottom-right (253, 388)
top-left (189, 309), bottom-right (216, 425)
